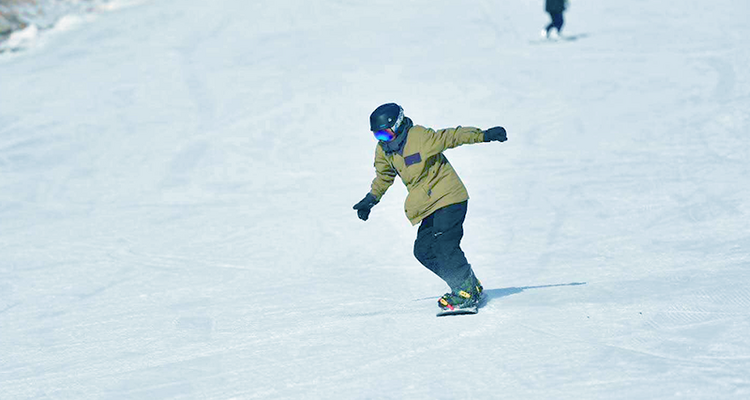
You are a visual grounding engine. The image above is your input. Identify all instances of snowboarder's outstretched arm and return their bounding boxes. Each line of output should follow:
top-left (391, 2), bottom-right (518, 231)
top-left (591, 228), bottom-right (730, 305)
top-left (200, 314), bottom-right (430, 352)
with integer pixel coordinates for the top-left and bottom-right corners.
top-left (420, 126), bottom-right (507, 159)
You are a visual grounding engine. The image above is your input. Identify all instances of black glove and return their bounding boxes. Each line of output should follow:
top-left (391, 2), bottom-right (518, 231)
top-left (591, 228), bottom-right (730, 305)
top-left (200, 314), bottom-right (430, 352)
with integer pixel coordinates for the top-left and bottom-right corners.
top-left (483, 126), bottom-right (507, 142)
top-left (353, 193), bottom-right (379, 221)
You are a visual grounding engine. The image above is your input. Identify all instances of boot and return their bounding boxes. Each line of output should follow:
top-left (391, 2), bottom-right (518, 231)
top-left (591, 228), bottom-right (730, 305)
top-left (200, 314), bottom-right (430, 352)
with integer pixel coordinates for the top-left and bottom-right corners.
top-left (437, 274), bottom-right (483, 311)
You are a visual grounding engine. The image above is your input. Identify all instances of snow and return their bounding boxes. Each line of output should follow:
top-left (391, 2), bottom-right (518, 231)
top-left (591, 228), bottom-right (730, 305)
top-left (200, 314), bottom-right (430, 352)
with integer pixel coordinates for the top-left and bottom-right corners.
top-left (1, 0), bottom-right (749, 398)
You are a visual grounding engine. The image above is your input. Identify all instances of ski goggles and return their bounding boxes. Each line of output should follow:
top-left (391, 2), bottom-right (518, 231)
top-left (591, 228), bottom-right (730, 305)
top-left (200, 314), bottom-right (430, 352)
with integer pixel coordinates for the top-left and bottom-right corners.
top-left (373, 128), bottom-right (396, 141)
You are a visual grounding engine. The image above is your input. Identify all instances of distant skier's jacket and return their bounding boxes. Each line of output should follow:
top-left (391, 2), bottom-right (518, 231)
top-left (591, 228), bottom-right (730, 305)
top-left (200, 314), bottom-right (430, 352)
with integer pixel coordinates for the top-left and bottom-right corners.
top-left (369, 125), bottom-right (486, 225)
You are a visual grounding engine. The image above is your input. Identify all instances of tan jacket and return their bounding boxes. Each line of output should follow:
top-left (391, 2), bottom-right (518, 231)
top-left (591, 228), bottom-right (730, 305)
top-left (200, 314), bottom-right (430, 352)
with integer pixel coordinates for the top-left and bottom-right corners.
top-left (370, 125), bottom-right (486, 225)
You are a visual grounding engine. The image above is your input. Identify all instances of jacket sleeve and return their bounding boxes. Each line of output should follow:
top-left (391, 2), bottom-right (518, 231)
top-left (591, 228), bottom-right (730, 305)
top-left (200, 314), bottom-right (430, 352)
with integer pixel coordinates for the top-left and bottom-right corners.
top-left (421, 126), bottom-right (486, 158)
top-left (370, 146), bottom-right (397, 201)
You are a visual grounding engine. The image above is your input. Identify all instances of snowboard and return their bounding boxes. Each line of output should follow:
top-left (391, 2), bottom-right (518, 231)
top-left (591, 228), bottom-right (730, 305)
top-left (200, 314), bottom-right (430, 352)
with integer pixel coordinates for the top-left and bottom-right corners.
top-left (529, 33), bottom-right (588, 45)
top-left (436, 293), bottom-right (486, 317)
top-left (436, 305), bottom-right (479, 317)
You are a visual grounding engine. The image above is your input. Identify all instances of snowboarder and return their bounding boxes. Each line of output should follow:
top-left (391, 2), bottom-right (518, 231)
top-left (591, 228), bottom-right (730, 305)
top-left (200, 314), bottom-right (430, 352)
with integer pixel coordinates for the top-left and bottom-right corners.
top-left (542, 0), bottom-right (567, 39)
top-left (353, 103), bottom-right (508, 313)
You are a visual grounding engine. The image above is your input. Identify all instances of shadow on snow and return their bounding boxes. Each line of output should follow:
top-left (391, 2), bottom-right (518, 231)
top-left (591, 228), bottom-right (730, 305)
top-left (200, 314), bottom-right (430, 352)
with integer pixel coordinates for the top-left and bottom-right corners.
top-left (484, 282), bottom-right (587, 303)
top-left (412, 282), bottom-right (586, 303)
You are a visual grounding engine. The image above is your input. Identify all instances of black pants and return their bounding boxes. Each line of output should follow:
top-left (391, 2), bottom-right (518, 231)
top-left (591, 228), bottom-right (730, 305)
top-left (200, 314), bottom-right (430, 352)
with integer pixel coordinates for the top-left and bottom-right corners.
top-left (413, 201), bottom-right (473, 292)
top-left (546, 11), bottom-right (564, 33)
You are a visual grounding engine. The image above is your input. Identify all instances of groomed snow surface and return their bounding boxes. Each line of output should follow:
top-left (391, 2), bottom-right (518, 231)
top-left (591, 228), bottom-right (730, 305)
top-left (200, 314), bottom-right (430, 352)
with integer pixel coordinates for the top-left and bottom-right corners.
top-left (1, 0), bottom-right (749, 398)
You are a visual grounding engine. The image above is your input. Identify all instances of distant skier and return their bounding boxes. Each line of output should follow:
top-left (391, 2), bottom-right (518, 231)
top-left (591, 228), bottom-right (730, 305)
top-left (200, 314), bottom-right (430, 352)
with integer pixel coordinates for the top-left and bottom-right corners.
top-left (353, 103), bottom-right (508, 313)
top-left (542, 0), bottom-right (567, 39)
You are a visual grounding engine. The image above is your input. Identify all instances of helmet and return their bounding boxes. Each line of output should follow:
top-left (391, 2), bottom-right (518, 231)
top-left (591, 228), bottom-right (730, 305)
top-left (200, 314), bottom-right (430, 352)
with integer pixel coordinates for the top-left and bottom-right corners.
top-left (369, 103), bottom-right (404, 132)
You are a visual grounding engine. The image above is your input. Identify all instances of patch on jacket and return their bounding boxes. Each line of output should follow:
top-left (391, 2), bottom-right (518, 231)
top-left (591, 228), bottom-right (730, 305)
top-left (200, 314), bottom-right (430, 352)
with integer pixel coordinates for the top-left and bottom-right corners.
top-left (404, 153), bottom-right (422, 166)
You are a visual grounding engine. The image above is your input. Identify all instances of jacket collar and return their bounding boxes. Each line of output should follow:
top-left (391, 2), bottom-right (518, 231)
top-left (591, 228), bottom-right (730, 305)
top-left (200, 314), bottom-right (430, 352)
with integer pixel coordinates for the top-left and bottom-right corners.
top-left (379, 117), bottom-right (413, 155)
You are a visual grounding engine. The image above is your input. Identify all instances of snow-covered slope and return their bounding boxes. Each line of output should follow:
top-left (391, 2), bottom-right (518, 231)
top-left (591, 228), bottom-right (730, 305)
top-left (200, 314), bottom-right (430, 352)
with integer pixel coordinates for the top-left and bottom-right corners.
top-left (1, 0), bottom-right (749, 398)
